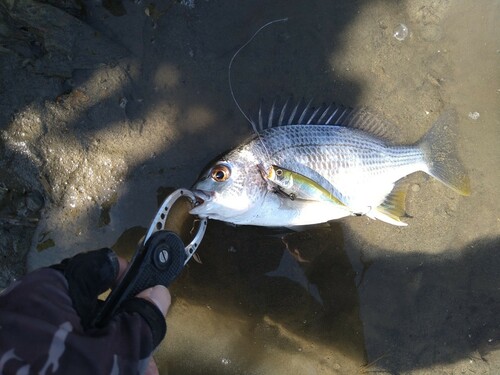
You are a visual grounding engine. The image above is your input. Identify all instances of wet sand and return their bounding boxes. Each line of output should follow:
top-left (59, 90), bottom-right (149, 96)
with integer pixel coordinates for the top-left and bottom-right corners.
top-left (1, 0), bottom-right (499, 373)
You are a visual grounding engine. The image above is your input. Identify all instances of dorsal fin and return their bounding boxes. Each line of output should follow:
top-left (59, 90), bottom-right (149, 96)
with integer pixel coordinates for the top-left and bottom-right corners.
top-left (277, 97), bottom-right (290, 126)
top-left (253, 98), bottom-right (398, 142)
top-left (297, 98), bottom-right (314, 124)
top-left (288, 98), bottom-right (302, 125)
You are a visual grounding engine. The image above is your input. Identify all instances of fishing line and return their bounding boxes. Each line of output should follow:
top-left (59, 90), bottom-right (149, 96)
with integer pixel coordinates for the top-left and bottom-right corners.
top-left (228, 17), bottom-right (288, 162)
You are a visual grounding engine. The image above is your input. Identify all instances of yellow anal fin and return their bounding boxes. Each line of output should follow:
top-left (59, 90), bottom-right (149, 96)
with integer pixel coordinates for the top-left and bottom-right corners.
top-left (375, 184), bottom-right (408, 226)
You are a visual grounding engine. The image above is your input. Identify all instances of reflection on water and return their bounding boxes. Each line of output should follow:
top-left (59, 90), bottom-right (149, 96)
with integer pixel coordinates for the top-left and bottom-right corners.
top-left (110, 180), bottom-right (500, 375)
top-left (266, 249), bottom-right (323, 305)
top-left (111, 209), bottom-right (368, 373)
top-left (110, 193), bottom-right (500, 374)
top-left (111, 202), bottom-right (367, 373)
top-left (106, 186), bottom-right (360, 370)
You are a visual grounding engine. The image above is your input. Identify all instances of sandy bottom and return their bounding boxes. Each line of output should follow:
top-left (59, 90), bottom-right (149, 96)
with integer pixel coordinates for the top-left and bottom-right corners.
top-left (0, 0), bottom-right (499, 373)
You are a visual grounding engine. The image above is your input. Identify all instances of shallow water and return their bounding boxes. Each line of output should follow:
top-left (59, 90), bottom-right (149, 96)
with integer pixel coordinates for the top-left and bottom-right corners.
top-left (2, 0), bottom-right (497, 373)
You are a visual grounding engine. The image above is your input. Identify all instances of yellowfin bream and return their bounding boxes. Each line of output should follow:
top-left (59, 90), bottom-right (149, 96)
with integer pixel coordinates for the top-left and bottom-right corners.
top-left (190, 101), bottom-right (470, 227)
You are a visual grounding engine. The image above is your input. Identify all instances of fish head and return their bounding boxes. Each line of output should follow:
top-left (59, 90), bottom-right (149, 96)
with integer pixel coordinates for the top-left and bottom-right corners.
top-left (190, 146), bottom-right (268, 222)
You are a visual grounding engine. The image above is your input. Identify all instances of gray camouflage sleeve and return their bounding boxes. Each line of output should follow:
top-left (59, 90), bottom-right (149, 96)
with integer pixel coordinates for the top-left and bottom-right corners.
top-left (0, 267), bottom-right (160, 375)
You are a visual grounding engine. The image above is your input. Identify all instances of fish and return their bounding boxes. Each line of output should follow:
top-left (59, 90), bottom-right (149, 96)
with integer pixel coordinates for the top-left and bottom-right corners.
top-left (190, 101), bottom-right (470, 227)
top-left (265, 164), bottom-right (346, 207)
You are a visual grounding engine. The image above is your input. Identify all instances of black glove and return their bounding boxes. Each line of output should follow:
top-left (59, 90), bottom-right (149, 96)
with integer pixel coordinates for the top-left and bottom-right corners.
top-left (51, 248), bottom-right (119, 329)
top-left (51, 248), bottom-right (166, 347)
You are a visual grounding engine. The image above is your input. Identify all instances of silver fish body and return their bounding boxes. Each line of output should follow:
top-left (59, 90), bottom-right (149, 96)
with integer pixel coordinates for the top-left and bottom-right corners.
top-left (190, 104), bottom-right (469, 227)
top-left (258, 125), bottom-right (425, 213)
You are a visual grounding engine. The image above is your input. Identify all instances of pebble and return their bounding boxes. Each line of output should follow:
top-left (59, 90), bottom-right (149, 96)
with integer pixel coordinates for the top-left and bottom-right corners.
top-left (411, 184), bottom-right (420, 192)
top-left (468, 112), bottom-right (480, 120)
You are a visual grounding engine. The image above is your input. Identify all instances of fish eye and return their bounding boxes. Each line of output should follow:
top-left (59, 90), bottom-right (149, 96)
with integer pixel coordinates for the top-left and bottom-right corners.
top-left (275, 168), bottom-right (283, 177)
top-left (211, 164), bottom-right (231, 182)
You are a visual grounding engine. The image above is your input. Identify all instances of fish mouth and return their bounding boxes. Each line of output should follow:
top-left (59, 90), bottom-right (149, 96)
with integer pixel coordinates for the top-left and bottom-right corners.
top-left (190, 190), bottom-right (215, 217)
top-left (191, 189), bottom-right (213, 206)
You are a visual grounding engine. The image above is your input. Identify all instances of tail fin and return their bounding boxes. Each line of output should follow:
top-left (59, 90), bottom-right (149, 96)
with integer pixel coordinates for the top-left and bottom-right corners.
top-left (419, 110), bottom-right (471, 196)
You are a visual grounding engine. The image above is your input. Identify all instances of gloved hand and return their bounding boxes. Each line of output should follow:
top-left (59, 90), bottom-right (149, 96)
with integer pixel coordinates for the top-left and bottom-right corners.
top-left (0, 248), bottom-right (170, 375)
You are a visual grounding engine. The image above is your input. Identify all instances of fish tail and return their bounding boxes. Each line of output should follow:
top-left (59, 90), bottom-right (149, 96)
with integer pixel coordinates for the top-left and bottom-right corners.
top-left (419, 110), bottom-right (471, 196)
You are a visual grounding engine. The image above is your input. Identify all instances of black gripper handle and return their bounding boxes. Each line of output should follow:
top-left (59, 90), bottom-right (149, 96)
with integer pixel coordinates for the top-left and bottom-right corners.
top-left (92, 230), bottom-right (186, 327)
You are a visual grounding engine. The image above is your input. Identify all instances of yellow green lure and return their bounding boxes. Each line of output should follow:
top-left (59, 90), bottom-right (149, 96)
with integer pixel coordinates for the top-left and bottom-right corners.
top-left (266, 165), bottom-right (346, 207)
